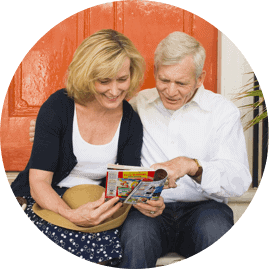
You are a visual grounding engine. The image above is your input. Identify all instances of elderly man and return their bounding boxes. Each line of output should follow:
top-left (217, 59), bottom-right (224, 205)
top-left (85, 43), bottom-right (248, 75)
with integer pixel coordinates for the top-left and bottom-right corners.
top-left (29, 31), bottom-right (251, 268)
top-left (117, 31), bottom-right (251, 268)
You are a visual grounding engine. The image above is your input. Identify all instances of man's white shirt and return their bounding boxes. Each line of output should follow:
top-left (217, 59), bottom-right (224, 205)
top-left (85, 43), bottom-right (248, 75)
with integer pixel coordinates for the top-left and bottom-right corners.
top-left (129, 86), bottom-right (252, 203)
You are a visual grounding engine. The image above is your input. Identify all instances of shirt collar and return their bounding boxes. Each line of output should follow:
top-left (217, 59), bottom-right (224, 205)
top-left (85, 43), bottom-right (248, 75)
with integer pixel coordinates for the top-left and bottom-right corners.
top-left (147, 88), bottom-right (160, 104)
top-left (147, 85), bottom-right (212, 112)
top-left (190, 85), bottom-right (212, 112)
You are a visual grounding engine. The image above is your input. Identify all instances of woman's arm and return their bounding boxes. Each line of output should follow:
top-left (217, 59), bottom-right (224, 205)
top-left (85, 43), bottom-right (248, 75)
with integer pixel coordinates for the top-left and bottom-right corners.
top-left (29, 169), bottom-right (70, 214)
top-left (29, 169), bottom-right (122, 227)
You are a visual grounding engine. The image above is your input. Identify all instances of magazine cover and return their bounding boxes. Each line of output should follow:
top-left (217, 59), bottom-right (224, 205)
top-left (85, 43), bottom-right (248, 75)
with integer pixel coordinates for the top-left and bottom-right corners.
top-left (105, 164), bottom-right (168, 204)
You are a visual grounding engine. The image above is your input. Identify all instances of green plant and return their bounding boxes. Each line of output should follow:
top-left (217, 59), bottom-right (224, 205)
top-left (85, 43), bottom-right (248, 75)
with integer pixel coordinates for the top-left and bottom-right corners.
top-left (234, 72), bottom-right (267, 131)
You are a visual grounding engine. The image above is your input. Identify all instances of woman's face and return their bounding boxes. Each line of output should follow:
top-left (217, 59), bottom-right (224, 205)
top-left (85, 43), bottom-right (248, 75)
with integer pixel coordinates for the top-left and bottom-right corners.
top-left (94, 58), bottom-right (131, 110)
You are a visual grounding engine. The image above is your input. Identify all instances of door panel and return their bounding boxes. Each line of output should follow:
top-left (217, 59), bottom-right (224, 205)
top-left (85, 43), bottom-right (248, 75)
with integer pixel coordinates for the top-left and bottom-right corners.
top-left (192, 15), bottom-right (218, 91)
top-left (123, 1), bottom-right (185, 90)
top-left (1, 1), bottom-right (217, 171)
top-left (85, 3), bottom-right (115, 35)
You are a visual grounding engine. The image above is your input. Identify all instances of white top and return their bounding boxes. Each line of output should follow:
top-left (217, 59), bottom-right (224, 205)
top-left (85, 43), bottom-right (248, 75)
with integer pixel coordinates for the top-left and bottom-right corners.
top-left (57, 106), bottom-right (121, 188)
top-left (129, 85), bottom-right (252, 203)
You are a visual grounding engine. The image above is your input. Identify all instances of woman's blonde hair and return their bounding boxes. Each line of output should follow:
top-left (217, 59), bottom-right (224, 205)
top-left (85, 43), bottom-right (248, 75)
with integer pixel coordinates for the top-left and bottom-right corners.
top-left (66, 29), bottom-right (145, 104)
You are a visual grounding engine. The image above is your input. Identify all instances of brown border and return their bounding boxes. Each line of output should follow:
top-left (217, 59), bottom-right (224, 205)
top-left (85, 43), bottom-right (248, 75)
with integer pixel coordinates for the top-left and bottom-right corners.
top-left (0, 0), bottom-right (269, 269)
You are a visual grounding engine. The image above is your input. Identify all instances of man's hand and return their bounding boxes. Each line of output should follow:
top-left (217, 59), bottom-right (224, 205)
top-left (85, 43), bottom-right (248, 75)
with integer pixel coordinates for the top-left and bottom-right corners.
top-left (150, 157), bottom-right (198, 189)
top-left (29, 119), bottom-right (36, 142)
top-left (133, 196), bottom-right (165, 218)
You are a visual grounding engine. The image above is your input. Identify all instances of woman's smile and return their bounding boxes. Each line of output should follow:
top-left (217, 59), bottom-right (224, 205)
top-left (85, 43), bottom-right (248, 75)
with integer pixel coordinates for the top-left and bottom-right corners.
top-left (103, 93), bottom-right (121, 101)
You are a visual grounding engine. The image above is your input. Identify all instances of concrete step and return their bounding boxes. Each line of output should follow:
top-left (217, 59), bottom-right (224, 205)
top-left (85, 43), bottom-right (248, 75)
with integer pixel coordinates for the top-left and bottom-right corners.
top-left (228, 188), bottom-right (256, 223)
top-left (156, 252), bottom-right (185, 266)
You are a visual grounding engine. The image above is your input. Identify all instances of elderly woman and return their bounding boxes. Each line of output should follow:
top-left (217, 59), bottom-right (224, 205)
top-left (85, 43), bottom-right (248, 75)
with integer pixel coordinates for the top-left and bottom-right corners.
top-left (11, 29), bottom-right (145, 264)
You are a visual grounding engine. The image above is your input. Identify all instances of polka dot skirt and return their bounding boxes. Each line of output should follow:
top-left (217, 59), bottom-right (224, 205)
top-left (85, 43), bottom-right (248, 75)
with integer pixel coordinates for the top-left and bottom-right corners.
top-left (24, 196), bottom-right (122, 265)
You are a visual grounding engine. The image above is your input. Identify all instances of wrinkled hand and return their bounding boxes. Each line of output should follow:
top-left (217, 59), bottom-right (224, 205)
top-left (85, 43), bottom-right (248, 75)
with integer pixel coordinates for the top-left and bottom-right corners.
top-left (133, 196), bottom-right (165, 218)
top-left (29, 119), bottom-right (36, 142)
top-left (150, 157), bottom-right (198, 189)
top-left (64, 192), bottom-right (122, 227)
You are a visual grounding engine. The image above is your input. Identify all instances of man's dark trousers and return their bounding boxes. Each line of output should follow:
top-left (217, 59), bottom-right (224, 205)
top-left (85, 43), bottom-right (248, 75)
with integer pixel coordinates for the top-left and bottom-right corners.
top-left (119, 200), bottom-right (234, 268)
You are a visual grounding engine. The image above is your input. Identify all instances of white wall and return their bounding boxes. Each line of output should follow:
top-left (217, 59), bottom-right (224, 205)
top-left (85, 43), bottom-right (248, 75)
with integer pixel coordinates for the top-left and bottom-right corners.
top-left (218, 32), bottom-right (255, 180)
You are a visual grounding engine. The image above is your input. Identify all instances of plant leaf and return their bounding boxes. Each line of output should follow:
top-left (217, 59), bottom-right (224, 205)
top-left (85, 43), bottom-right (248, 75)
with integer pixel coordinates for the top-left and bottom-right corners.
top-left (233, 72), bottom-right (267, 130)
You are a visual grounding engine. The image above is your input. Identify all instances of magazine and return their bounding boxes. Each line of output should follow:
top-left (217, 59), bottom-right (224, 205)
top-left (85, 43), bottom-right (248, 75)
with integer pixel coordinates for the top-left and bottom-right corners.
top-left (105, 164), bottom-right (168, 204)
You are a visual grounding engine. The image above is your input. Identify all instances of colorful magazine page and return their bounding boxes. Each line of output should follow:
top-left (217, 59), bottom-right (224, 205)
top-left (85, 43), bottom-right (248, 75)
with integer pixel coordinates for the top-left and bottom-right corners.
top-left (124, 168), bottom-right (168, 204)
top-left (106, 164), bottom-right (154, 171)
top-left (105, 164), bottom-right (168, 203)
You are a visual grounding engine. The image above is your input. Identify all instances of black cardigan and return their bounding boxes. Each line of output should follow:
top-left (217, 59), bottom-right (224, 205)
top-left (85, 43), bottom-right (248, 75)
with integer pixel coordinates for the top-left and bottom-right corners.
top-left (11, 89), bottom-right (143, 197)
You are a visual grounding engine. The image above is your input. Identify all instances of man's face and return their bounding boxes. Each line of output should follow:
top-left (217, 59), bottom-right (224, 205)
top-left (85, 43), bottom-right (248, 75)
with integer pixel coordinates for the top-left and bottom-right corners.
top-left (155, 55), bottom-right (205, 110)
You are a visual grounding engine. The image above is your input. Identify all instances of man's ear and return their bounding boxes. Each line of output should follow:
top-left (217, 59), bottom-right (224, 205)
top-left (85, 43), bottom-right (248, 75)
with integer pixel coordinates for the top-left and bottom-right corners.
top-left (196, 70), bottom-right (206, 88)
top-left (154, 65), bottom-right (158, 78)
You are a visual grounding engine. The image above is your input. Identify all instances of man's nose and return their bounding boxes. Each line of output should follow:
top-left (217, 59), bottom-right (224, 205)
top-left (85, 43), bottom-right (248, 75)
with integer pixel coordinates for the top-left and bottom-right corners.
top-left (166, 83), bottom-right (177, 97)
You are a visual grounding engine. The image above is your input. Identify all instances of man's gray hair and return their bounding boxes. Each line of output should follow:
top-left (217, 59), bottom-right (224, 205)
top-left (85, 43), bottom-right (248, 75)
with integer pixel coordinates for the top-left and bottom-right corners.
top-left (154, 32), bottom-right (206, 79)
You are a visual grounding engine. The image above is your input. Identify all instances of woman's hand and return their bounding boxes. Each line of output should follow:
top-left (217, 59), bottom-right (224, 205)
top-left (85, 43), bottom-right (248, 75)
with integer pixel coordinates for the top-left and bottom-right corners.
top-left (133, 196), bottom-right (165, 218)
top-left (30, 169), bottom-right (123, 228)
top-left (64, 192), bottom-right (123, 227)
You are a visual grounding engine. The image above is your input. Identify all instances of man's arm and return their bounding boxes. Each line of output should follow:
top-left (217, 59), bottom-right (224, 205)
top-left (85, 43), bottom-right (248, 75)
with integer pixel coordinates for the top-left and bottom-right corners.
top-left (29, 119), bottom-right (36, 142)
top-left (151, 106), bottom-right (251, 198)
top-left (196, 107), bottom-right (251, 198)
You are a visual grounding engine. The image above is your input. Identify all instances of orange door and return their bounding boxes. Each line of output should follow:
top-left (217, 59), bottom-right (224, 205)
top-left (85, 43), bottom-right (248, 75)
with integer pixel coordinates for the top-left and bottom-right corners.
top-left (0, 1), bottom-right (218, 171)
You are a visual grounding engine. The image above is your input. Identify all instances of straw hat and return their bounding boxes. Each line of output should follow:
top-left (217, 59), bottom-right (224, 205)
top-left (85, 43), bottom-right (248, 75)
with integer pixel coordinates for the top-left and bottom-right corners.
top-left (32, 184), bottom-right (132, 233)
